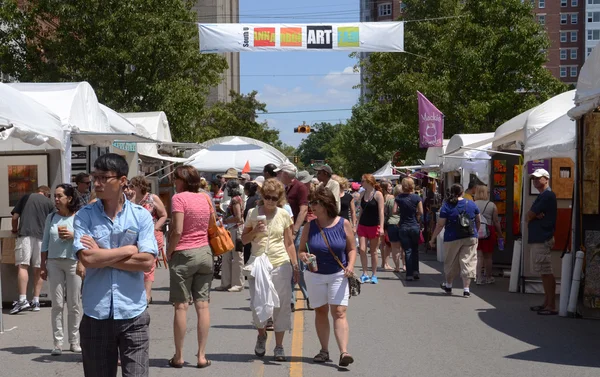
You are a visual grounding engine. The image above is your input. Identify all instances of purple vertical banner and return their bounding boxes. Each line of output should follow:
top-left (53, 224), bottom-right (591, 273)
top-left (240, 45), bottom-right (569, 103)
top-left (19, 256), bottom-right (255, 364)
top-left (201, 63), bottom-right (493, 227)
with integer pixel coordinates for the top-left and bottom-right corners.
top-left (417, 91), bottom-right (444, 148)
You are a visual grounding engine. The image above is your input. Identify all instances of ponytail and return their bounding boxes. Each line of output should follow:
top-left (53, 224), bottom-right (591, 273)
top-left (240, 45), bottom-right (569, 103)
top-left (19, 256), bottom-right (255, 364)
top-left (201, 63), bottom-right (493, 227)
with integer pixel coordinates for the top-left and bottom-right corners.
top-left (446, 183), bottom-right (463, 205)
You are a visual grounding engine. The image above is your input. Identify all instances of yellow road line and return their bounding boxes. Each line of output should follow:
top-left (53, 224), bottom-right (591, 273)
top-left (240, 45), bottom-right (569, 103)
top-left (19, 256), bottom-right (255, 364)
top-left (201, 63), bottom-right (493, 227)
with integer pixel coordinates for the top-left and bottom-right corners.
top-left (289, 298), bottom-right (305, 377)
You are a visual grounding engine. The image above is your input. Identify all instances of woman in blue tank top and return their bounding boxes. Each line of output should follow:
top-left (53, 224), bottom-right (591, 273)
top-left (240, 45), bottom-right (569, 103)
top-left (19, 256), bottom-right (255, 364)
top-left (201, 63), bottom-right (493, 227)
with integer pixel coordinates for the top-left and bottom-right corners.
top-left (298, 186), bottom-right (357, 368)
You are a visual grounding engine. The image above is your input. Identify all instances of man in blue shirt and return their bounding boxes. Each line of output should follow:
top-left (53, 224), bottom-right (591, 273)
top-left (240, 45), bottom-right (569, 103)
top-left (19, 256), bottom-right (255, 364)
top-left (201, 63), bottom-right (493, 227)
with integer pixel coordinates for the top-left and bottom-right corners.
top-left (527, 168), bottom-right (558, 316)
top-left (74, 153), bottom-right (157, 377)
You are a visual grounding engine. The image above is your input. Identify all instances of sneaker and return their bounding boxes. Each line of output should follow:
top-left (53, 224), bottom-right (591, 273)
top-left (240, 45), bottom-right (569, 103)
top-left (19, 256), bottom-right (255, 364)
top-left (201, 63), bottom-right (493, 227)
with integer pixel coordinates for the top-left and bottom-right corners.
top-left (10, 300), bottom-right (30, 314)
top-left (360, 274), bottom-right (371, 284)
top-left (51, 347), bottom-right (62, 356)
top-left (228, 286), bottom-right (243, 292)
top-left (255, 334), bottom-right (267, 357)
top-left (463, 290), bottom-right (471, 298)
top-left (440, 283), bottom-right (452, 295)
top-left (370, 276), bottom-right (379, 284)
top-left (413, 273), bottom-right (420, 280)
top-left (405, 276), bottom-right (414, 281)
top-left (476, 278), bottom-right (485, 285)
top-left (486, 277), bottom-right (496, 284)
top-left (70, 344), bottom-right (82, 353)
top-left (274, 346), bottom-right (286, 361)
top-left (30, 301), bottom-right (41, 312)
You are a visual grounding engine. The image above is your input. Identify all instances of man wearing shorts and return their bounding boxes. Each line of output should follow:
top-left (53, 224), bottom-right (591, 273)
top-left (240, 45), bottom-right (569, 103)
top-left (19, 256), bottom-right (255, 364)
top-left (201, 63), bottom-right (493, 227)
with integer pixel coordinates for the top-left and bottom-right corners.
top-left (74, 154), bottom-right (157, 376)
top-left (527, 168), bottom-right (557, 316)
top-left (10, 186), bottom-right (54, 314)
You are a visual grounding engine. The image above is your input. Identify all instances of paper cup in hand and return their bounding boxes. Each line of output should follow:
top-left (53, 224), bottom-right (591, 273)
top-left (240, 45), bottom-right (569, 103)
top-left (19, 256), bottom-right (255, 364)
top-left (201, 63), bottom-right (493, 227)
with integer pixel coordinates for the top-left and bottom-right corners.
top-left (58, 225), bottom-right (67, 238)
top-left (256, 215), bottom-right (267, 233)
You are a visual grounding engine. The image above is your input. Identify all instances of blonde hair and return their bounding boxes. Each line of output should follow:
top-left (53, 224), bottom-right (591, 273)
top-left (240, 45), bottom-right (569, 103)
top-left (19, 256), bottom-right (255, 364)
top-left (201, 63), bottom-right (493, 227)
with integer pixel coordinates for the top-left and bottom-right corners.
top-left (260, 178), bottom-right (287, 207)
top-left (401, 177), bottom-right (415, 193)
top-left (474, 184), bottom-right (489, 201)
top-left (393, 185), bottom-right (403, 196)
top-left (333, 175), bottom-right (349, 191)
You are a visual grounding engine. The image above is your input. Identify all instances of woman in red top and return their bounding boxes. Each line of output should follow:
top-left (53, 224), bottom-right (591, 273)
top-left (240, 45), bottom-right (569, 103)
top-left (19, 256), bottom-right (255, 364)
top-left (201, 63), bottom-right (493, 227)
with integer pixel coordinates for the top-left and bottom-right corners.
top-left (167, 166), bottom-right (214, 369)
top-left (128, 176), bottom-right (168, 304)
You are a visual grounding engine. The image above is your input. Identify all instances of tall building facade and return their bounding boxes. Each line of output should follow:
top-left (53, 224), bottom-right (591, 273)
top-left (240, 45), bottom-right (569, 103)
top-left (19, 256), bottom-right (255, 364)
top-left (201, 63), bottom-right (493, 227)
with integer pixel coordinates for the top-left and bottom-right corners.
top-left (586, 0), bottom-right (600, 58)
top-left (532, 0), bottom-right (585, 86)
top-left (192, 0), bottom-right (240, 104)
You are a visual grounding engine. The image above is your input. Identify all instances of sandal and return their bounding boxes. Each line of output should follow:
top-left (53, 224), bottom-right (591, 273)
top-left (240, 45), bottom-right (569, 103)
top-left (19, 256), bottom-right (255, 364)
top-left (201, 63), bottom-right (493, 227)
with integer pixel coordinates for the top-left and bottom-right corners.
top-left (196, 360), bottom-right (212, 368)
top-left (530, 305), bottom-right (545, 312)
top-left (313, 349), bottom-right (330, 363)
top-left (339, 352), bottom-right (354, 367)
top-left (537, 309), bottom-right (558, 316)
top-left (168, 357), bottom-right (184, 368)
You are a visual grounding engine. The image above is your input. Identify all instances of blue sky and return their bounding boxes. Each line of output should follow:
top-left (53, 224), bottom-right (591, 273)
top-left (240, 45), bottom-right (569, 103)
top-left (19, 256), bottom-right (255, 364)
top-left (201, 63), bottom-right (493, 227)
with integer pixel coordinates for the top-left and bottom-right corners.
top-left (239, 1), bottom-right (361, 147)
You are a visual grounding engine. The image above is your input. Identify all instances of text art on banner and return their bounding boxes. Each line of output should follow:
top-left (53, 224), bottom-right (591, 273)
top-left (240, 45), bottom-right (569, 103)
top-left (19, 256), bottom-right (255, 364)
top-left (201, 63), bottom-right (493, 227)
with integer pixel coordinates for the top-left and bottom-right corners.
top-left (198, 22), bottom-right (404, 53)
top-left (417, 91), bottom-right (444, 148)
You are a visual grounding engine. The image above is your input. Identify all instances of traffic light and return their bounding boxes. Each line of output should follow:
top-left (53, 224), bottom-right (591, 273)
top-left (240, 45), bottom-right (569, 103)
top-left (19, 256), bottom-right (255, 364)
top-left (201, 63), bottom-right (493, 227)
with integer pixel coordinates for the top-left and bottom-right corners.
top-left (294, 122), bottom-right (312, 133)
top-left (293, 156), bottom-right (299, 163)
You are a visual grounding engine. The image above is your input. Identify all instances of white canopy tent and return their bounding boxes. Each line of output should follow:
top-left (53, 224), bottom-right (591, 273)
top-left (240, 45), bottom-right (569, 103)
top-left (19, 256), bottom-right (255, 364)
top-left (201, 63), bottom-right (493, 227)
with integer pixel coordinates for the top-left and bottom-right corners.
top-left (424, 139), bottom-right (449, 167)
top-left (121, 112), bottom-right (189, 163)
top-left (569, 45), bottom-right (600, 119)
top-left (373, 161), bottom-right (399, 180)
top-left (492, 90), bottom-right (576, 150)
top-left (523, 114), bottom-right (575, 163)
top-left (442, 133), bottom-right (494, 185)
top-left (0, 83), bottom-right (64, 151)
top-left (186, 136), bottom-right (289, 174)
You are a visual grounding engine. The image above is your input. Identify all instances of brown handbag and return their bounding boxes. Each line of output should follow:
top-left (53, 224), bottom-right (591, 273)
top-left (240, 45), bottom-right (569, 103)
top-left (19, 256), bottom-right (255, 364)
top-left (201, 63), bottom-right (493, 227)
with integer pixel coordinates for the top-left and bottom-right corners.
top-left (203, 194), bottom-right (234, 256)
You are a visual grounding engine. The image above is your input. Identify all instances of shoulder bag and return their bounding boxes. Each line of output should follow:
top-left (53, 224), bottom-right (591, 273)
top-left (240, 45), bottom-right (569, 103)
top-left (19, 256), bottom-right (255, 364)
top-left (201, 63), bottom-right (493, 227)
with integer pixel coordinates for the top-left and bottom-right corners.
top-left (202, 193), bottom-right (234, 256)
top-left (316, 221), bottom-right (361, 298)
top-left (477, 201), bottom-right (491, 240)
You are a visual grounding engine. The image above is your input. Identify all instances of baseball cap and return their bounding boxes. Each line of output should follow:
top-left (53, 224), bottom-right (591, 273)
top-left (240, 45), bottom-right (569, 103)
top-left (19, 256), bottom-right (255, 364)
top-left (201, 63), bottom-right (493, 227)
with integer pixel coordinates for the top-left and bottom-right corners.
top-left (297, 170), bottom-right (313, 184)
top-left (274, 161), bottom-right (297, 176)
top-left (314, 165), bottom-right (333, 175)
top-left (240, 173), bottom-right (251, 181)
top-left (531, 168), bottom-right (550, 178)
top-left (254, 176), bottom-right (265, 188)
top-left (351, 182), bottom-right (361, 191)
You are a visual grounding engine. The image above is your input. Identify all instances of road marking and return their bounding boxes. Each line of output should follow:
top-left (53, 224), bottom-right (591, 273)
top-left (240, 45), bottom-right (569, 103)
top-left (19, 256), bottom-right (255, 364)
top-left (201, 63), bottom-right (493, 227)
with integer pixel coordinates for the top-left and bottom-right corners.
top-left (289, 298), bottom-right (305, 377)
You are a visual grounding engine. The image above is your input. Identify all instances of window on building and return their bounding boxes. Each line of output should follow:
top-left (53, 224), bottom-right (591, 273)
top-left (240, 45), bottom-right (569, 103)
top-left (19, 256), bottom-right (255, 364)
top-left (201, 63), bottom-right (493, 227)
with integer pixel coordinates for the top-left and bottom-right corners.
top-left (589, 12), bottom-right (600, 23)
top-left (560, 49), bottom-right (568, 60)
top-left (539, 0), bottom-right (545, 7)
top-left (588, 29), bottom-right (600, 40)
top-left (378, 3), bottom-right (392, 17)
top-left (571, 14), bottom-right (578, 24)
top-left (561, 31), bottom-right (568, 42)
top-left (588, 47), bottom-right (594, 56)
top-left (561, 0), bottom-right (568, 6)
top-left (561, 14), bottom-right (568, 24)
top-left (560, 67), bottom-right (567, 77)
top-left (570, 66), bottom-right (578, 77)
top-left (572, 0), bottom-right (578, 5)
top-left (571, 31), bottom-right (578, 42)
top-left (571, 48), bottom-right (578, 59)
top-left (589, 0), bottom-right (600, 4)
top-left (538, 15), bottom-right (546, 25)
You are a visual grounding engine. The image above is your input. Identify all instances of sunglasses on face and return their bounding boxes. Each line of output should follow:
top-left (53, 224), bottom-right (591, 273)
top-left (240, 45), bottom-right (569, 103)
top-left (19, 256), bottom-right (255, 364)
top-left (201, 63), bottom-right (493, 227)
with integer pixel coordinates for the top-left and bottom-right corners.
top-left (309, 200), bottom-right (320, 206)
top-left (263, 195), bottom-right (279, 202)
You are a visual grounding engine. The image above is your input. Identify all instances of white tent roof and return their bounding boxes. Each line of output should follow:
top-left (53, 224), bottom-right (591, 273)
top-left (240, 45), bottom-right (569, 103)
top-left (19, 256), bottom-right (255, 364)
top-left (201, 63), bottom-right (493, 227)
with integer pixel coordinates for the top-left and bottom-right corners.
top-left (424, 139), bottom-right (449, 166)
top-left (373, 161), bottom-right (399, 180)
top-left (492, 90), bottom-right (575, 149)
top-left (569, 44), bottom-right (600, 119)
top-left (524, 114), bottom-right (575, 163)
top-left (100, 104), bottom-right (137, 134)
top-left (442, 133), bottom-right (494, 173)
top-left (0, 83), bottom-right (64, 150)
top-left (121, 111), bottom-right (188, 163)
top-left (186, 136), bottom-right (289, 174)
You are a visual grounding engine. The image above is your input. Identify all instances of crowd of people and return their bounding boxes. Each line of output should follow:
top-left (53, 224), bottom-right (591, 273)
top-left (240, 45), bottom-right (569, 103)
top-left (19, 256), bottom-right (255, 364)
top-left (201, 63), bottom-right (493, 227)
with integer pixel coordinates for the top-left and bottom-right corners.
top-left (6, 150), bottom-right (559, 376)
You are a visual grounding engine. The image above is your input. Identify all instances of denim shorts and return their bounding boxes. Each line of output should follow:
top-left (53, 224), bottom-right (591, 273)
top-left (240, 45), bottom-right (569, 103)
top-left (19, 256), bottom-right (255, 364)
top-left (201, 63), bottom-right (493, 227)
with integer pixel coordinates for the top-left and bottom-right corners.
top-left (386, 224), bottom-right (401, 243)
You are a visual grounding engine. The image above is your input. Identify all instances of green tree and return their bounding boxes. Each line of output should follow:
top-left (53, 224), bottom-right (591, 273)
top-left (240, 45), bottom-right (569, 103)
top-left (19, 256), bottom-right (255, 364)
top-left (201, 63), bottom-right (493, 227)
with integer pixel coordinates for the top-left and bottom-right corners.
top-left (0, 0), bottom-right (227, 141)
top-left (296, 122), bottom-right (342, 168)
top-left (355, 0), bottom-right (566, 162)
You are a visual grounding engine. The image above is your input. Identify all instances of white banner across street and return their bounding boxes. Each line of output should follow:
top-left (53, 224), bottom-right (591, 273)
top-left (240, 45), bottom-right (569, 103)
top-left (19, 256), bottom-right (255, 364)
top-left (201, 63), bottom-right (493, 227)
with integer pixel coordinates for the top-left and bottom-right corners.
top-left (198, 22), bottom-right (404, 53)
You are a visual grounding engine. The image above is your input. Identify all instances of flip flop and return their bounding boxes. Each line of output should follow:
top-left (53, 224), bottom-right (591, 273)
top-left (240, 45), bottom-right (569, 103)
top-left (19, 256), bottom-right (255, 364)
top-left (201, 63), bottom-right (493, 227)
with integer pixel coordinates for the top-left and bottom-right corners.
top-left (196, 360), bottom-right (212, 368)
top-left (530, 305), bottom-right (545, 312)
top-left (168, 358), bottom-right (184, 368)
top-left (537, 309), bottom-right (558, 316)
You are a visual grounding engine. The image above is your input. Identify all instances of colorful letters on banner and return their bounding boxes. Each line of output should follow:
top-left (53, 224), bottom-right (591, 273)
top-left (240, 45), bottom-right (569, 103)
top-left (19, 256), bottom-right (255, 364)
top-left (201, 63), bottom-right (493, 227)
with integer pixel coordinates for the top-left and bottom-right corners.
top-left (417, 91), bottom-right (444, 148)
top-left (198, 22), bottom-right (404, 53)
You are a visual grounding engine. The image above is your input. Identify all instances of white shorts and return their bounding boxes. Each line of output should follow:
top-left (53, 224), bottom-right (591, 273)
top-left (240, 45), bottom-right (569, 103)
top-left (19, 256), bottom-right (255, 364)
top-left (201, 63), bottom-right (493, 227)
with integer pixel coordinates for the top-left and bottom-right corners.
top-left (15, 236), bottom-right (42, 268)
top-left (305, 270), bottom-right (349, 308)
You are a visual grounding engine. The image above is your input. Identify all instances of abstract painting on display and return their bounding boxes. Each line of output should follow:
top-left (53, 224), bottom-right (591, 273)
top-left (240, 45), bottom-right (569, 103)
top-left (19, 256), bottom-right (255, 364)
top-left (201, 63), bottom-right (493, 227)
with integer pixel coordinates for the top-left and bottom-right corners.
top-left (0, 155), bottom-right (49, 217)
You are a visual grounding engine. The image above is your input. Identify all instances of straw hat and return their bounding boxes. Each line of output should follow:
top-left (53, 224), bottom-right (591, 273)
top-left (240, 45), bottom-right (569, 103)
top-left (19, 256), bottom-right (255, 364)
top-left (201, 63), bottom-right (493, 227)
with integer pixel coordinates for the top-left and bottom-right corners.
top-left (222, 168), bottom-right (239, 179)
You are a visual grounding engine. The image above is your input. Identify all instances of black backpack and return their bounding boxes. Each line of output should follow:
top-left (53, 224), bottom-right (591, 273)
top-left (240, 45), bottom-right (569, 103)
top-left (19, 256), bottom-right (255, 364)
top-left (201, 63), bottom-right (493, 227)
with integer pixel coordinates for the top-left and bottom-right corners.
top-left (455, 201), bottom-right (474, 239)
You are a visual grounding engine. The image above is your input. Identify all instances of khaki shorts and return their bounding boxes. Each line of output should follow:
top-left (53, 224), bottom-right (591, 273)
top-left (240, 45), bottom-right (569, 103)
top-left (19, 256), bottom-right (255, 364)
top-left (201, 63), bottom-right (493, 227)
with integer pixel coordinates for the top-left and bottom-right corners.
top-left (531, 238), bottom-right (555, 275)
top-left (169, 246), bottom-right (214, 303)
top-left (15, 236), bottom-right (42, 268)
top-left (443, 237), bottom-right (478, 280)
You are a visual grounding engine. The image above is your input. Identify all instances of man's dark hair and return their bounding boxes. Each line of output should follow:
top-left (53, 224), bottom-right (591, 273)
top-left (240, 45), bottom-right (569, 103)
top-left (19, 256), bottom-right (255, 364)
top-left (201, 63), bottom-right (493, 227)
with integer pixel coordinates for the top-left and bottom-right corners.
top-left (263, 164), bottom-right (277, 178)
top-left (74, 172), bottom-right (90, 183)
top-left (244, 181), bottom-right (258, 197)
top-left (93, 153), bottom-right (129, 178)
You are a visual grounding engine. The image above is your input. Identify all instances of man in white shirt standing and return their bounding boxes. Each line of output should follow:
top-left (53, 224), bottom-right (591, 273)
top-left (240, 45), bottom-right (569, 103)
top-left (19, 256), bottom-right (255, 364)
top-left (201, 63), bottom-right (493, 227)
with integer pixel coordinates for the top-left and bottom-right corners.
top-left (315, 165), bottom-right (341, 213)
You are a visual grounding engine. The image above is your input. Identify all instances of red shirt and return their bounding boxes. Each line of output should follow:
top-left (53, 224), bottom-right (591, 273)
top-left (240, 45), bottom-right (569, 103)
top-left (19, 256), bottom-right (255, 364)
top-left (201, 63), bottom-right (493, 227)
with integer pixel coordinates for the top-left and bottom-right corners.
top-left (285, 179), bottom-right (309, 224)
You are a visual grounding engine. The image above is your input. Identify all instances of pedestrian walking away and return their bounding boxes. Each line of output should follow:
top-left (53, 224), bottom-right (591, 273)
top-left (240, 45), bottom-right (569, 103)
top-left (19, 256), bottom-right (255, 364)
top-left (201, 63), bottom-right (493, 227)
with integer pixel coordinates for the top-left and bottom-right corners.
top-left (216, 179), bottom-right (245, 292)
top-left (40, 184), bottom-right (84, 356)
top-left (298, 186), bottom-right (357, 368)
top-left (74, 153), bottom-right (158, 377)
top-left (241, 178), bottom-right (300, 362)
top-left (429, 184), bottom-right (480, 297)
top-left (474, 185), bottom-right (503, 285)
top-left (394, 178), bottom-right (424, 281)
top-left (166, 166), bottom-right (214, 368)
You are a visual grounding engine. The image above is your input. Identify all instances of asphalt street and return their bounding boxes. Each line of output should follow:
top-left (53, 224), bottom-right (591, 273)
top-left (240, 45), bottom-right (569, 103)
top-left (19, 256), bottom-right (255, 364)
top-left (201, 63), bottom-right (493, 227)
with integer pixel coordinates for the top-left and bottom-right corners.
top-left (1, 253), bottom-right (599, 377)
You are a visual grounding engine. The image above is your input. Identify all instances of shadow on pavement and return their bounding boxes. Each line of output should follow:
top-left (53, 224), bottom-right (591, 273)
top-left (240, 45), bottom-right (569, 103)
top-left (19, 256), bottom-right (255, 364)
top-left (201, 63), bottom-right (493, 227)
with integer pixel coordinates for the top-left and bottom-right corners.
top-left (222, 307), bottom-right (251, 311)
top-left (415, 257), bottom-right (600, 368)
top-left (211, 324), bottom-right (255, 330)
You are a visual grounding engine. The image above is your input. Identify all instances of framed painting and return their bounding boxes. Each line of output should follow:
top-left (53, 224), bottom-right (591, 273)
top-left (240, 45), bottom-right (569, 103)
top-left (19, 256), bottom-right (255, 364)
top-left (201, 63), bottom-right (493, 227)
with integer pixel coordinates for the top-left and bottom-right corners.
top-left (0, 154), bottom-right (49, 218)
